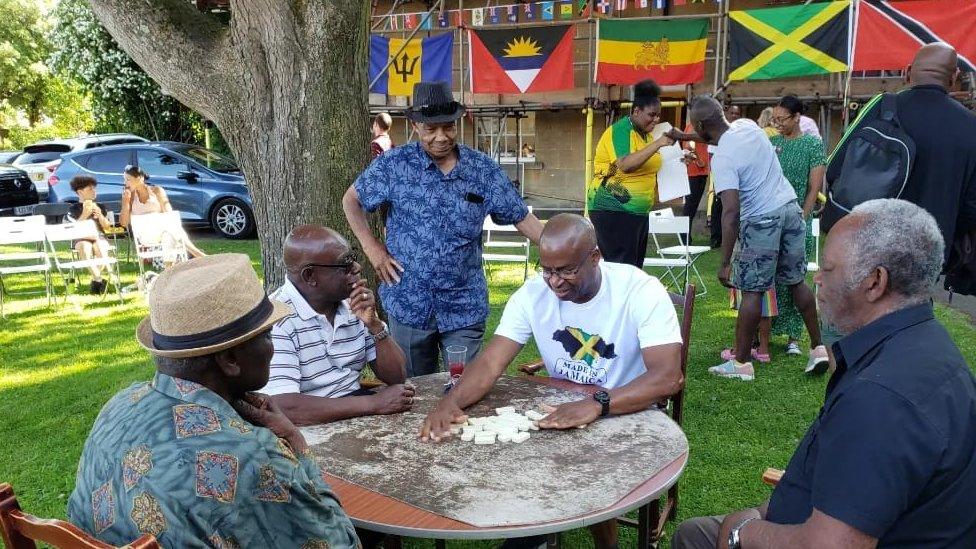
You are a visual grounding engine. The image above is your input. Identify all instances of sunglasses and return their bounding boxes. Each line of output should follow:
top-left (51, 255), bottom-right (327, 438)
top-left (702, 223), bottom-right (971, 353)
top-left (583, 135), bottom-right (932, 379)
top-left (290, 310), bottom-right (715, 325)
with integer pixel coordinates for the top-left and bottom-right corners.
top-left (301, 252), bottom-right (361, 276)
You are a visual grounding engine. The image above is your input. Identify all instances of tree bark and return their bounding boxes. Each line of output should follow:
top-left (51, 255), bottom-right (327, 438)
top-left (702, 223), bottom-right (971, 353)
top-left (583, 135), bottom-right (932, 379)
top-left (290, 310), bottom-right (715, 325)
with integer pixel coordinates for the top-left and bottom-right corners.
top-left (86, 0), bottom-right (373, 289)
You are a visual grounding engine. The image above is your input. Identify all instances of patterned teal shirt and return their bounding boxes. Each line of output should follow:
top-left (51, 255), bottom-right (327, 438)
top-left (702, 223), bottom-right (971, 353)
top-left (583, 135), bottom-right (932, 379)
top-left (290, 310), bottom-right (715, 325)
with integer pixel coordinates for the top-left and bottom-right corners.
top-left (68, 372), bottom-right (360, 548)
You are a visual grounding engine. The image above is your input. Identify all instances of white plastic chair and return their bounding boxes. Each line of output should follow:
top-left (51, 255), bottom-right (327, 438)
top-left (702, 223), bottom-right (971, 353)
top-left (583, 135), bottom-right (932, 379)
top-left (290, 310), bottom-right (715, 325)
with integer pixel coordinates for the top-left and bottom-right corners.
top-left (129, 211), bottom-right (189, 295)
top-left (44, 220), bottom-right (123, 303)
top-left (643, 215), bottom-right (706, 295)
top-left (807, 218), bottom-right (821, 273)
top-left (0, 215), bottom-right (52, 318)
top-left (482, 206), bottom-right (533, 280)
top-left (482, 218), bottom-right (531, 280)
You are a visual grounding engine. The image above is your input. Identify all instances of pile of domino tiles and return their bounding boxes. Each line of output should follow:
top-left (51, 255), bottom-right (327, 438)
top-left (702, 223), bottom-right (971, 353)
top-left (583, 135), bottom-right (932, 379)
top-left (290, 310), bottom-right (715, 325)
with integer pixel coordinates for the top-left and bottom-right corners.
top-left (454, 406), bottom-right (548, 445)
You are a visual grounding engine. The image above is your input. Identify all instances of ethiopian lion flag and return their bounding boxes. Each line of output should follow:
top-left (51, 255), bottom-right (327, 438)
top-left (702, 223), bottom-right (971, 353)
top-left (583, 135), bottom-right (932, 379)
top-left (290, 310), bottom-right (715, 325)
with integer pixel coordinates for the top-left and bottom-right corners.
top-left (595, 18), bottom-right (709, 85)
top-left (728, 1), bottom-right (850, 81)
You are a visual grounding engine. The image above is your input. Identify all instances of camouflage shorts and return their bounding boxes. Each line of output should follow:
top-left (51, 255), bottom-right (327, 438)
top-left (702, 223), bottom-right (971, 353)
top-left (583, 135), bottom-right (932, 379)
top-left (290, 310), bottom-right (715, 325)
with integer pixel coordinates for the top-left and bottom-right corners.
top-left (732, 201), bottom-right (807, 293)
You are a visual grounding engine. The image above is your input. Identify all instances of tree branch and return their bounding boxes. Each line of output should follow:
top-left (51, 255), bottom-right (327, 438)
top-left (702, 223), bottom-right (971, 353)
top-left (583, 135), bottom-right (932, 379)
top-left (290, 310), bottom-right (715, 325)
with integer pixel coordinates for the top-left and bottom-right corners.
top-left (87, 0), bottom-right (234, 122)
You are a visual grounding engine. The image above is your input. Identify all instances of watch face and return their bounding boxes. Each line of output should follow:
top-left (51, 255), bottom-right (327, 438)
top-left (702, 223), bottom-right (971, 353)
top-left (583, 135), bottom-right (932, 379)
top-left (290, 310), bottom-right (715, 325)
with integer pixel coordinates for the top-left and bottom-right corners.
top-left (595, 391), bottom-right (610, 404)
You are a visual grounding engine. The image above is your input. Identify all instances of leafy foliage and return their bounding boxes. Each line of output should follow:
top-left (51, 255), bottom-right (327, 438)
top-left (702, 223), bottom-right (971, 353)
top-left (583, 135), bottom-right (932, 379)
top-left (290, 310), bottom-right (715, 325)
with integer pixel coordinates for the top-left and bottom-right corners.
top-left (48, 0), bottom-right (227, 152)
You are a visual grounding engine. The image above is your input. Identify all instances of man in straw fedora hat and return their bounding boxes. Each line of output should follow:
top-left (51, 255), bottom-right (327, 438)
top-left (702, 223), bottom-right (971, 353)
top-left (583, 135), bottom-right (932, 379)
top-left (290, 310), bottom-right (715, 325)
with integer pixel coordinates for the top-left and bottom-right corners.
top-left (68, 254), bottom-right (359, 548)
top-left (344, 81), bottom-right (543, 377)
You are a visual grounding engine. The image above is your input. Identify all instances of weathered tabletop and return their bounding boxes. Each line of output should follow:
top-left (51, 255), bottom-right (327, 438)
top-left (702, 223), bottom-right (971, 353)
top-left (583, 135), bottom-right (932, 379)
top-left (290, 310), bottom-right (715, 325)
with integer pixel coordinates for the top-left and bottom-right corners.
top-left (303, 373), bottom-right (688, 539)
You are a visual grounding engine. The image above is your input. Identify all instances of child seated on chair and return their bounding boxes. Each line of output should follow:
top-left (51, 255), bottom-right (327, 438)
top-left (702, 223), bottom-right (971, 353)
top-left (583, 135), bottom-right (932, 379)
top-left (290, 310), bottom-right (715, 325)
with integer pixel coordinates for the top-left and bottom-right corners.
top-left (67, 176), bottom-right (113, 294)
top-left (722, 286), bottom-right (778, 364)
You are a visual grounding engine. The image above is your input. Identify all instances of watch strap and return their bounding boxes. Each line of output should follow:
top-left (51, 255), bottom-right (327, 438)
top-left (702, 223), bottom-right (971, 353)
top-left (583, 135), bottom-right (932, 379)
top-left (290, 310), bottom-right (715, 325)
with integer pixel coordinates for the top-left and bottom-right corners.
top-left (369, 321), bottom-right (390, 341)
top-left (728, 516), bottom-right (759, 549)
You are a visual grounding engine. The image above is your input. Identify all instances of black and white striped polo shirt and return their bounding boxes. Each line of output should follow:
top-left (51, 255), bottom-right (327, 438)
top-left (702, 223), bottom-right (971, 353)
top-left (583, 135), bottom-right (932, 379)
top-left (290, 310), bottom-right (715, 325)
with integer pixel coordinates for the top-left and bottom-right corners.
top-left (261, 280), bottom-right (376, 398)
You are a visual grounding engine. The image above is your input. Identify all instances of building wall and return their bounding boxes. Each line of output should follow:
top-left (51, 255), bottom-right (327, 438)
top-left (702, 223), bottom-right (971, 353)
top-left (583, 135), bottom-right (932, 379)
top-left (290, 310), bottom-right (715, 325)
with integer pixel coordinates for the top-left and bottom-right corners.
top-left (369, 0), bottom-right (972, 209)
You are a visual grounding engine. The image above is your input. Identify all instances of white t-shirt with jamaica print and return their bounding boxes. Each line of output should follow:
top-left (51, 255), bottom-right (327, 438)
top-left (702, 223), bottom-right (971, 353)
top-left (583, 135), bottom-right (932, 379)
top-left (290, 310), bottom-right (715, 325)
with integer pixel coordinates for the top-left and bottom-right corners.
top-left (495, 261), bottom-right (682, 389)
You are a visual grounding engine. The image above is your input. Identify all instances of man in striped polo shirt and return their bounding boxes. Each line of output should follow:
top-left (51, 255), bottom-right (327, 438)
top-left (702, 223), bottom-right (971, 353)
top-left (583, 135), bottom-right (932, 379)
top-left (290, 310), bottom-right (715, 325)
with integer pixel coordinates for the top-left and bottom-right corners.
top-left (260, 225), bottom-right (414, 425)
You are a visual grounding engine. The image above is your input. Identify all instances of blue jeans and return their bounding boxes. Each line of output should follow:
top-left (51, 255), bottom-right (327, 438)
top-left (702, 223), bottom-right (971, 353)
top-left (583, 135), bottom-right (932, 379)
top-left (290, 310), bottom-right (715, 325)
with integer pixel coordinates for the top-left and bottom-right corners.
top-left (388, 316), bottom-right (484, 377)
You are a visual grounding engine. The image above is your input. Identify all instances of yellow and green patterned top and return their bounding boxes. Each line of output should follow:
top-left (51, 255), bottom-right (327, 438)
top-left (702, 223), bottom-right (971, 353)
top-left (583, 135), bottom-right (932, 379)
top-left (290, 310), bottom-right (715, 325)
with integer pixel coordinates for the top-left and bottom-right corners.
top-left (588, 117), bottom-right (662, 215)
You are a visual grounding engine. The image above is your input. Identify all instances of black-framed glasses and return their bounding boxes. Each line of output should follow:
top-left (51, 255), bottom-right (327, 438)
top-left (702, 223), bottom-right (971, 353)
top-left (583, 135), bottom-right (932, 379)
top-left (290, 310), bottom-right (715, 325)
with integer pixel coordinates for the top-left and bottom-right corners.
top-left (537, 248), bottom-right (598, 280)
top-left (301, 253), bottom-right (361, 276)
top-left (772, 114), bottom-right (796, 124)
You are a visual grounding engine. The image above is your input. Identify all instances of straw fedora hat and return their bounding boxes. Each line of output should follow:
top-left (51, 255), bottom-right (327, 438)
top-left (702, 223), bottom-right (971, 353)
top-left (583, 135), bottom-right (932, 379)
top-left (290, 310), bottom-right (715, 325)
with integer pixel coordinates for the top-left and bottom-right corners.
top-left (136, 253), bottom-right (292, 358)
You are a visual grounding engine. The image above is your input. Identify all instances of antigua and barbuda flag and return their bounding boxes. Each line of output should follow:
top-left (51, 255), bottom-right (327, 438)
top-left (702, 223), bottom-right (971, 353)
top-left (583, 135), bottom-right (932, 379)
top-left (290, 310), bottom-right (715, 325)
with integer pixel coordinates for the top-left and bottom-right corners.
top-left (469, 24), bottom-right (576, 93)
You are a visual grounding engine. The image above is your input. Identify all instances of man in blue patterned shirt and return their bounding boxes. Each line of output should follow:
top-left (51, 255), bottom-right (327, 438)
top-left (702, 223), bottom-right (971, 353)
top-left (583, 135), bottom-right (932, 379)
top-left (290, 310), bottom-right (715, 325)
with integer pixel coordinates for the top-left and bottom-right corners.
top-left (344, 82), bottom-right (543, 376)
top-left (68, 254), bottom-right (360, 548)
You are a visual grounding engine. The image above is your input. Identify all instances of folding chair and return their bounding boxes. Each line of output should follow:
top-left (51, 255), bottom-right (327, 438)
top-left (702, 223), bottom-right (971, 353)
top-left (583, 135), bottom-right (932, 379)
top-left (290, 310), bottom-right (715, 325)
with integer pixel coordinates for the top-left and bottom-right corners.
top-left (129, 211), bottom-right (189, 295)
top-left (519, 284), bottom-right (696, 549)
top-left (44, 220), bottom-right (123, 304)
top-left (0, 216), bottom-right (52, 319)
top-left (1, 483), bottom-right (159, 549)
top-left (643, 216), bottom-right (707, 295)
top-left (482, 213), bottom-right (531, 281)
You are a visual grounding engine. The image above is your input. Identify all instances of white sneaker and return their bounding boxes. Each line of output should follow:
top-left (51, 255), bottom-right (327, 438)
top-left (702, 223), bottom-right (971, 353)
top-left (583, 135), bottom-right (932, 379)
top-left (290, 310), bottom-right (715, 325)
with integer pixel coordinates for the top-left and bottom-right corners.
top-left (786, 341), bottom-right (802, 355)
top-left (804, 345), bottom-right (829, 375)
top-left (709, 359), bottom-right (755, 381)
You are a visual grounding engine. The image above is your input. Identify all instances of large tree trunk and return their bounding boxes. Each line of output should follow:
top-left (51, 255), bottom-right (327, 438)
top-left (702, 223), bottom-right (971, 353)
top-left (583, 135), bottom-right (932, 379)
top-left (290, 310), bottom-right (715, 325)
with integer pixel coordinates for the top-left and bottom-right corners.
top-left (86, 0), bottom-right (373, 289)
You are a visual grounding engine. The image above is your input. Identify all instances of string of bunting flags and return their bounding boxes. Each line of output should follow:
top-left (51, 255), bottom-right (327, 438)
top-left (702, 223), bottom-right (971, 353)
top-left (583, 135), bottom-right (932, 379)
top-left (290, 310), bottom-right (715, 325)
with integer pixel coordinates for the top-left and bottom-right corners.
top-left (370, 0), bottom-right (976, 96)
top-left (378, 0), bottom-right (719, 30)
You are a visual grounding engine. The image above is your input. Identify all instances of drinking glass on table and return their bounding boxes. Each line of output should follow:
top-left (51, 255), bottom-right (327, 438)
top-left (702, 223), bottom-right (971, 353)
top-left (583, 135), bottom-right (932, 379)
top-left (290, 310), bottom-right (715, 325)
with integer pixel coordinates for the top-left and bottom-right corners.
top-left (444, 345), bottom-right (467, 392)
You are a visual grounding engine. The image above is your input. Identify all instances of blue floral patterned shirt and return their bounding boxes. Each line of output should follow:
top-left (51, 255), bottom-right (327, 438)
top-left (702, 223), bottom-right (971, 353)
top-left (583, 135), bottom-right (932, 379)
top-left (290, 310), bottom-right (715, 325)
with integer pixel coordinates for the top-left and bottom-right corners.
top-left (68, 373), bottom-right (359, 548)
top-left (354, 142), bottom-right (529, 331)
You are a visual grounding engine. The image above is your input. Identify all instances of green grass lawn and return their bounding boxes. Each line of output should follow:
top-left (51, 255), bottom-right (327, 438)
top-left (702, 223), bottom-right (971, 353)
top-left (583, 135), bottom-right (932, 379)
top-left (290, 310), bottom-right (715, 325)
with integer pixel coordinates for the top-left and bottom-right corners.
top-left (1, 233), bottom-right (974, 548)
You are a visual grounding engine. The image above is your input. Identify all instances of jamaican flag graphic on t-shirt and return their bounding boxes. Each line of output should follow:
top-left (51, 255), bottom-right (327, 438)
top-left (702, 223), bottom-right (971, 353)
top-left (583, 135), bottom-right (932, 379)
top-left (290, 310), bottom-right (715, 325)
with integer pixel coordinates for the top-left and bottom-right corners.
top-left (588, 116), bottom-right (663, 215)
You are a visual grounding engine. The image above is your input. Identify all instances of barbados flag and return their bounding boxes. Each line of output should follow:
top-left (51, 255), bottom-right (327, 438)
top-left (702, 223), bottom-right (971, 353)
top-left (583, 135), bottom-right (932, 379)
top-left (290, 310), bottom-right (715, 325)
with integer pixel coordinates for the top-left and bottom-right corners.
top-left (369, 33), bottom-right (454, 96)
top-left (469, 25), bottom-right (576, 93)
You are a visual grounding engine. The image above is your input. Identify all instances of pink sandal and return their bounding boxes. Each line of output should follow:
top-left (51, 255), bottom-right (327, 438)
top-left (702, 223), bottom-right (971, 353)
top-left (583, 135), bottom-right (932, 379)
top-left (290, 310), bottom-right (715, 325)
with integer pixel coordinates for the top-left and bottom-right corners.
top-left (721, 348), bottom-right (771, 363)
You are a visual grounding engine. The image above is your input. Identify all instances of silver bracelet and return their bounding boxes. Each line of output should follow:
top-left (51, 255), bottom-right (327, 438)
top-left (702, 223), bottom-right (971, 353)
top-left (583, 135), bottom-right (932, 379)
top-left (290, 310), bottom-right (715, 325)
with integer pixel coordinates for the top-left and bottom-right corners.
top-left (369, 321), bottom-right (390, 341)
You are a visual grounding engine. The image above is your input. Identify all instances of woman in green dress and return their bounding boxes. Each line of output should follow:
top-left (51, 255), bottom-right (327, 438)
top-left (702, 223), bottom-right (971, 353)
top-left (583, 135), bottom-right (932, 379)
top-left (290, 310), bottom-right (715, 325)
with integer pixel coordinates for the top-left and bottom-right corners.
top-left (769, 96), bottom-right (825, 356)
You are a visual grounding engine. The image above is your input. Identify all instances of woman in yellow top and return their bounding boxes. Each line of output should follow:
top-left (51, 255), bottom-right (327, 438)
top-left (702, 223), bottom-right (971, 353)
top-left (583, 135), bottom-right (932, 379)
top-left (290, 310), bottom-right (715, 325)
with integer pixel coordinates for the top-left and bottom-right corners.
top-left (588, 80), bottom-right (675, 267)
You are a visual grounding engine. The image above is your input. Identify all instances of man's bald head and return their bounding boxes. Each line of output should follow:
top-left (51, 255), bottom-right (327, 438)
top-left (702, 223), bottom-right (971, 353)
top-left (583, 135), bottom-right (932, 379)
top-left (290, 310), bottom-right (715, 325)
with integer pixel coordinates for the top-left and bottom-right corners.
top-left (689, 96), bottom-right (725, 126)
top-left (909, 42), bottom-right (959, 88)
top-left (540, 214), bottom-right (598, 256)
top-left (283, 225), bottom-right (347, 272)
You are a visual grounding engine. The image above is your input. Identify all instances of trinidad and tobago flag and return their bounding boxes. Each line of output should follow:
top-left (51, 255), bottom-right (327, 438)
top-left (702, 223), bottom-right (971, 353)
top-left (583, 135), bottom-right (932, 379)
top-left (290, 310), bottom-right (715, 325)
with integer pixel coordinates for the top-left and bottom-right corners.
top-left (853, 0), bottom-right (976, 72)
top-left (468, 24), bottom-right (576, 93)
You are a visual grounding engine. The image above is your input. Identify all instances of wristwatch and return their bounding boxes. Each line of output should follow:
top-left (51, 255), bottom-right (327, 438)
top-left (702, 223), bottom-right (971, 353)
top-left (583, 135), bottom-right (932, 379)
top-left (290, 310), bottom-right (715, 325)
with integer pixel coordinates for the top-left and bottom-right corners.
top-left (592, 390), bottom-right (611, 417)
top-left (369, 321), bottom-right (390, 341)
top-left (728, 517), bottom-right (759, 549)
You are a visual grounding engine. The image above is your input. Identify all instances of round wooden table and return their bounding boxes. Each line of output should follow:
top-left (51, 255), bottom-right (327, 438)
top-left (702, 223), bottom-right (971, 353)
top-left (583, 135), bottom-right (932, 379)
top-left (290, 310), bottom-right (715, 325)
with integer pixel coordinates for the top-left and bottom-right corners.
top-left (320, 375), bottom-right (689, 540)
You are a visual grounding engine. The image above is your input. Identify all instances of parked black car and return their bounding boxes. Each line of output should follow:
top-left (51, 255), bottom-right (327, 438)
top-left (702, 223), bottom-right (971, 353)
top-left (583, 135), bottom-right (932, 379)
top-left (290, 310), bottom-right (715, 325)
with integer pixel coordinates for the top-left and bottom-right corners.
top-left (0, 165), bottom-right (39, 217)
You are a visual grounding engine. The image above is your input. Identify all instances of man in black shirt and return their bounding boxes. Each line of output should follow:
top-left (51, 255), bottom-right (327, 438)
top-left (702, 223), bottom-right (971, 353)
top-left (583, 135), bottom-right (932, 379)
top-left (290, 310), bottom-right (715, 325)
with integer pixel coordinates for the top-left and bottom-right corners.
top-left (827, 42), bottom-right (976, 257)
top-left (672, 199), bottom-right (976, 549)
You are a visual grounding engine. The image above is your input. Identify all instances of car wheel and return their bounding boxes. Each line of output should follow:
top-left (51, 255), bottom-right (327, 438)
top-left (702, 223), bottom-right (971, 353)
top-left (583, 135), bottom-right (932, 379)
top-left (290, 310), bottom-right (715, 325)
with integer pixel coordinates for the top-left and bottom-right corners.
top-left (211, 198), bottom-right (255, 239)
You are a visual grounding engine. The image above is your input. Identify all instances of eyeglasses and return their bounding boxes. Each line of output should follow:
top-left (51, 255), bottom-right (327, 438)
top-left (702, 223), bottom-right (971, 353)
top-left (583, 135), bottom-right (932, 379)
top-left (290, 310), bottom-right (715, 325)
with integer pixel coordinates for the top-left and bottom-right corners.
top-left (301, 253), bottom-right (361, 276)
top-left (772, 115), bottom-right (795, 124)
top-left (413, 101), bottom-right (462, 118)
top-left (538, 249), bottom-right (597, 280)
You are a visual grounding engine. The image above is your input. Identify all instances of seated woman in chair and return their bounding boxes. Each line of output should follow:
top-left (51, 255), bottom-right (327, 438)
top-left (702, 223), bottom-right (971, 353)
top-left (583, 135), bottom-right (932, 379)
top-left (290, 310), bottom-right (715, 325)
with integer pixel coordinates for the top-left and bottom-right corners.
top-left (118, 165), bottom-right (206, 259)
top-left (68, 175), bottom-right (113, 294)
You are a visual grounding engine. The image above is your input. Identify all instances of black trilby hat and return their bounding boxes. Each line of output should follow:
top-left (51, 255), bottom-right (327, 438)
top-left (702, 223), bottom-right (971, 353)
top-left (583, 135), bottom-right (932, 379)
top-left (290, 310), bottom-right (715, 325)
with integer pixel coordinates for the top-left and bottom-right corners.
top-left (407, 81), bottom-right (466, 124)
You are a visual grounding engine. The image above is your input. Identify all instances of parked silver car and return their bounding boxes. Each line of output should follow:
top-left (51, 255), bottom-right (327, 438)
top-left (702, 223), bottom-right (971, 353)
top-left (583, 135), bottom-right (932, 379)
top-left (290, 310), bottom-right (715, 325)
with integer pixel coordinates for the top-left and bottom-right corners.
top-left (13, 134), bottom-right (148, 198)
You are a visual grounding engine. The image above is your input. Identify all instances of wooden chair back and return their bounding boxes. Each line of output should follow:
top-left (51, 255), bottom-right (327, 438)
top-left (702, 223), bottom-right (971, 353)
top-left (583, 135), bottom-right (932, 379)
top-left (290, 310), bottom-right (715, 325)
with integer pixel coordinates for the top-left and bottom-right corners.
top-left (0, 483), bottom-right (159, 549)
top-left (667, 283), bottom-right (696, 426)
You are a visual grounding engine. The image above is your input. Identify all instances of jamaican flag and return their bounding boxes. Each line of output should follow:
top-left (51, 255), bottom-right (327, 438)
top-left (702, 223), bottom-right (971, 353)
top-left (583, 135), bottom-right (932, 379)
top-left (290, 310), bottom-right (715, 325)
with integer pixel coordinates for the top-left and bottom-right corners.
top-left (728, 1), bottom-right (850, 81)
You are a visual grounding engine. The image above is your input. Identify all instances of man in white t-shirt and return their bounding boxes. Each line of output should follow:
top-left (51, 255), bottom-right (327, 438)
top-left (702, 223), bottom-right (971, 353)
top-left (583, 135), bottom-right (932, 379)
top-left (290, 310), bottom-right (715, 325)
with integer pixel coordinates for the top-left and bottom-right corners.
top-left (419, 214), bottom-right (683, 549)
top-left (672, 97), bottom-right (826, 381)
top-left (260, 225), bottom-right (415, 425)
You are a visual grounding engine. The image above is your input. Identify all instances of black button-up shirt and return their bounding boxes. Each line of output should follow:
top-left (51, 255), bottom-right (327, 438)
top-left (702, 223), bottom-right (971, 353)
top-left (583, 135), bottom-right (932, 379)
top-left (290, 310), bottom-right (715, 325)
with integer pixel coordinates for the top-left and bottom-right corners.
top-left (766, 303), bottom-right (976, 546)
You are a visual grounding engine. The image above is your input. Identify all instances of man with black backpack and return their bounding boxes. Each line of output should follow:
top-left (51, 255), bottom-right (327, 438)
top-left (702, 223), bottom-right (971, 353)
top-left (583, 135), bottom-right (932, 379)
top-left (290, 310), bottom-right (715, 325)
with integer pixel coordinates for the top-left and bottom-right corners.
top-left (825, 42), bottom-right (976, 267)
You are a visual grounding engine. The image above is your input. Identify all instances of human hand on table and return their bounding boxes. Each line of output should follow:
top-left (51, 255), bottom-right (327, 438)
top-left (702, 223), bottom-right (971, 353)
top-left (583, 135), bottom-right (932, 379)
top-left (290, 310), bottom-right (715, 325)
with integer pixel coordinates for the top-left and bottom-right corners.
top-left (419, 399), bottom-right (468, 442)
top-left (370, 384), bottom-right (415, 415)
top-left (536, 400), bottom-right (601, 430)
top-left (232, 392), bottom-right (308, 455)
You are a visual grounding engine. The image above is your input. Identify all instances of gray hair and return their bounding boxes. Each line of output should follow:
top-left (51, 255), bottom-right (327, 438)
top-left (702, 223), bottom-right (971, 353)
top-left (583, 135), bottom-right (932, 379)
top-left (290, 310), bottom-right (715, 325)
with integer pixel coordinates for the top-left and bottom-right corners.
top-left (846, 199), bottom-right (944, 303)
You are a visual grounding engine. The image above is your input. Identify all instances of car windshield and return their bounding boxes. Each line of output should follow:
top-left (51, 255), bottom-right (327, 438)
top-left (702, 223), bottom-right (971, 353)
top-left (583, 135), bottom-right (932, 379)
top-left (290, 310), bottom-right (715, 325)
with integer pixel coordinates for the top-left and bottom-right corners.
top-left (15, 150), bottom-right (64, 164)
top-left (171, 145), bottom-right (240, 173)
